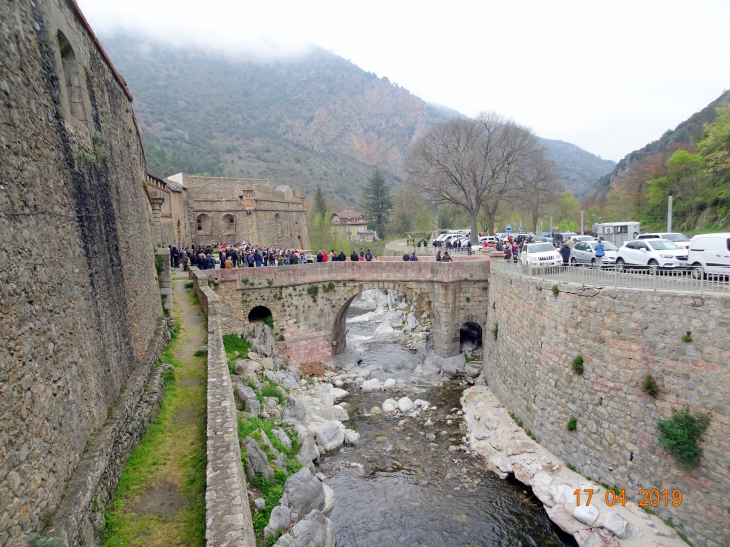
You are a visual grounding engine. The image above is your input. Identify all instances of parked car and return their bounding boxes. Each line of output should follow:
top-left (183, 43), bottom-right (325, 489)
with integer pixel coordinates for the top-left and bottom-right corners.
top-left (615, 239), bottom-right (688, 272)
top-left (637, 232), bottom-right (691, 250)
top-left (570, 240), bottom-right (619, 266)
top-left (520, 242), bottom-right (563, 271)
top-left (688, 233), bottom-right (730, 279)
top-left (572, 235), bottom-right (595, 243)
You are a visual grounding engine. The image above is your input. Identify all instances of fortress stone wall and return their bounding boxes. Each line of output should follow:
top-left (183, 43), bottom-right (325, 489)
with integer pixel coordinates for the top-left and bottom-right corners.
top-left (168, 174), bottom-right (310, 249)
top-left (484, 273), bottom-right (730, 547)
top-left (0, 0), bottom-right (162, 543)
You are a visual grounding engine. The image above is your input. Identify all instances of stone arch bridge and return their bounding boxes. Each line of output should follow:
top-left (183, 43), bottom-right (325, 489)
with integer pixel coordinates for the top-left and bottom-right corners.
top-left (197, 261), bottom-right (491, 365)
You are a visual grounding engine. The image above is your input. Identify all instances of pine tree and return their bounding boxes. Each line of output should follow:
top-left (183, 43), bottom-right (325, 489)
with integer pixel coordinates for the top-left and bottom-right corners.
top-left (314, 187), bottom-right (328, 217)
top-left (362, 169), bottom-right (393, 239)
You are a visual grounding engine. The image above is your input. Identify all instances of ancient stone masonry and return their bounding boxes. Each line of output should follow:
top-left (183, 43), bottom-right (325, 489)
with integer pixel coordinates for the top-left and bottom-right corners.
top-left (44, 320), bottom-right (172, 547)
top-left (484, 272), bottom-right (730, 547)
top-left (192, 277), bottom-right (257, 546)
top-left (192, 261), bottom-right (491, 365)
top-left (0, 0), bottom-right (163, 543)
top-left (167, 173), bottom-right (310, 249)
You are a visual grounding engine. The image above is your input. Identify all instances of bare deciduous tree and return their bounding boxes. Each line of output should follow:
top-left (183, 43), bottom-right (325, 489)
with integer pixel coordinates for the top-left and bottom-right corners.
top-left (409, 112), bottom-right (552, 244)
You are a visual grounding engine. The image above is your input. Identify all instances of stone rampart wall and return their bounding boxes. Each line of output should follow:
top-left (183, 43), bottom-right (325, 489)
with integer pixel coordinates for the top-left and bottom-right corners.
top-left (44, 320), bottom-right (170, 546)
top-left (195, 276), bottom-right (256, 546)
top-left (1, 0), bottom-right (162, 542)
top-left (485, 272), bottom-right (730, 547)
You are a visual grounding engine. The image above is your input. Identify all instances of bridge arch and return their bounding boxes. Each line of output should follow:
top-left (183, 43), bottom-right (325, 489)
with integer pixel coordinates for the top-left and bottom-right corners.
top-left (458, 314), bottom-right (485, 352)
top-left (331, 282), bottom-right (436, 356)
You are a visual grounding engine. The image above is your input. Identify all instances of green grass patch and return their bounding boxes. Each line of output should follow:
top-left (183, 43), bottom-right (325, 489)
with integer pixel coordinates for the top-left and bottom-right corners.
top-left (222, 334), bottom-right (250, 358)
top-left (102, 317), bottom-right (206, 547)
top-left (572, 355), bottom-right (584, 374)
top-left (491, 322), bottom-right (498, 341)
top-left (193, 349), bottom-right (207, 358)
top-left (567, 417), bottom-right (577, 431)
top-left (566, 463), bottom-right (577, 472)
top-left (464, 354), bottom-right (478, 363)
top-left (682, 331), bottom-right (693, 343)
top-left (264, 315), bottom-right (274, 329)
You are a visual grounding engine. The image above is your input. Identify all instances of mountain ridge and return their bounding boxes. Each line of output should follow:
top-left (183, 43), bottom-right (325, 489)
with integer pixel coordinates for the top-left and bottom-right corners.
top-left (102, 32), bottom-right (614, 206)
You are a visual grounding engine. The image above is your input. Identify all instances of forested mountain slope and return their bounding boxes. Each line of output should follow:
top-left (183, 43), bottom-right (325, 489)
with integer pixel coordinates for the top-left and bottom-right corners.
top-left (102, 33), bottom-right (613, 206)
top-left (590, 89), bottom-right (730, 200)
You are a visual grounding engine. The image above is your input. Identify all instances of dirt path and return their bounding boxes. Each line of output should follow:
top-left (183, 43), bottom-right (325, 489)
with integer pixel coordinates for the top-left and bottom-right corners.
top-left (101, 278), bottom-right (207, 547)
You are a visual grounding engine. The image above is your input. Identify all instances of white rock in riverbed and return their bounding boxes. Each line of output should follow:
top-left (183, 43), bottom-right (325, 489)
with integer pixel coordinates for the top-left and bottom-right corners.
top-left (343, 429), bottom-right (360, 445)
top-left (382, 403), bottom-right (396, 413)
top-left (361, 378), bottom-right (381, 392)
top-left (314, 421), bottom-right (345, 451)
top-left (382, 378), bottom-right (396, 389)
top-left (398, 397), bottom-right (414, 412)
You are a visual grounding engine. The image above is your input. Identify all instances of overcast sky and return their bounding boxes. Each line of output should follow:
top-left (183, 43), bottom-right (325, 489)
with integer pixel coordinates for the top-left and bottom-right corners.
top-left (79, 0), bottom-right (730, 161)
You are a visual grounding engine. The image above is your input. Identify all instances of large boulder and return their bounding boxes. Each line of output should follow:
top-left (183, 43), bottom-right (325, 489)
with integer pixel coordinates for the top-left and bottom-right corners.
top-left (265, 368), bottom-right (301, 390)
top-left (314, 421), bottom-right (345, 452)
top-left (243, 436), bottom-right (274, 482)
top-left (243, 323), bottom-right (278, 358)
top-left (283, 397), bottom-right (306, 426)
top-left (271, 428), bottom-right (292, 450)
top-left (264, 505), bottom-right (294, 538)
top-left (233, 359), bottom-right (261, 376)
top-left (279, 468), bottom-right (326, 518)
top-left (234, 383), bottom-right (261, 416)
top-left (252, 429), bottom-right (287, 470)
top-left (273, 510), bottom-right (336, 547)
top-left (295, 424), bottom-right (320, 474)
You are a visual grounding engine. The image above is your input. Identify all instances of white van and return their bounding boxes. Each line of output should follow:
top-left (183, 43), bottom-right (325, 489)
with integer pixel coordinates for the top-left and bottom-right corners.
top-left (688, 233), bottom-right (730, 279)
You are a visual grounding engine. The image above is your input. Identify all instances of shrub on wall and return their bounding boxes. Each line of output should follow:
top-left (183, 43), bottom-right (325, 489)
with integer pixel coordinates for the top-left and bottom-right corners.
top-left (567, 417), bottom-right (577, 431)
top-left (682, 331), bottom-right (693, 343)
top-left (657, 406), bottom-right (711, 470)
top-left (491, 322), bottom-right (498, 340)
top-left (552, 284), bottom-right (559, 296)
top-left (642, 375), bottom-right (659, 397)
top-left (572, 355), bottom-right (584, 374)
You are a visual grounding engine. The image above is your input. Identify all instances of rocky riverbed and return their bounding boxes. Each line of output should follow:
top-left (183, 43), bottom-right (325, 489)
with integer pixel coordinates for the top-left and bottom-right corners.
top-left (234, 289), bottom-right (685, 547)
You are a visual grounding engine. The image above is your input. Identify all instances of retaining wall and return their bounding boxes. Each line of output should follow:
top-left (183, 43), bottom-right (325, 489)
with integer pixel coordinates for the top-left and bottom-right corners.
top-left (194, 275), bottom-right (256, 547)
top-left (485, 272), bottom-right (730, 547)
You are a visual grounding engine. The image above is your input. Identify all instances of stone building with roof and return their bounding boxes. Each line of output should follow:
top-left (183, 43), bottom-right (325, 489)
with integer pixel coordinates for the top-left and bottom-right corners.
top-left (164, 173), bottom-right (310, 249)
top-left (331, 210), bottom-right (377, 243)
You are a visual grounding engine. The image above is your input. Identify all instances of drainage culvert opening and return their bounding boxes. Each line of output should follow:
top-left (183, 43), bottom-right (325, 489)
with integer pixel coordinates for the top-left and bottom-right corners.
top-left (460, 321), bottom-right (483, 352)
top-left (248, 305), bottom-right (273, 326)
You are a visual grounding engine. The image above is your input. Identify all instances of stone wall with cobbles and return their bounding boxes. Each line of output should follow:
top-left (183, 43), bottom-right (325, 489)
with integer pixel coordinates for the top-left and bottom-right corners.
top-left (195, 277), bottom-right (256, 547)
top-left (0, 0), bottom-right (162, 542)
top-left (484, 272), bottom-right (730, 547)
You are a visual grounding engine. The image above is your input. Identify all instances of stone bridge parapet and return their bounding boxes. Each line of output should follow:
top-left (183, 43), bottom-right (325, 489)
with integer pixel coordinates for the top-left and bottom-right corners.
top-left (195, 261), bottom-right (491, 365)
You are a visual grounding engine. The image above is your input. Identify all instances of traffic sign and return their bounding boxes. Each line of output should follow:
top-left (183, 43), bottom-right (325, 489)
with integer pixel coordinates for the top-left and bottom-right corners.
top-left (519, 227), bottom-right (523, 231)
top-left (506, 227), bottom-right (512, 232)
top-left (492, 228), bottom-right (497, 234)
top-left (513, 222), bottom-right (517, 226)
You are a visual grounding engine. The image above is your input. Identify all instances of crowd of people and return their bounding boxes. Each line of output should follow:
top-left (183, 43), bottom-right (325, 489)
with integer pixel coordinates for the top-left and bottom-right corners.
top-left (167, 243), bottom-right (377, 270)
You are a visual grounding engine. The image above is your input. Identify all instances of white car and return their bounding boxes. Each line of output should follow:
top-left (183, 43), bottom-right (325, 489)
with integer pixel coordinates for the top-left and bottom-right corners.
top-left (615, 239), bottom-right (688, 272)
top-left (570, 240), bottom-right (618, 266)
top-left (637, 232), bottom-right (691, 250)
top-left (572, 235), bottom-right (595, 243)
top-left (688, 233), bottom-right (730, 279)
top-left (520, 242), bottom-right (563, 271)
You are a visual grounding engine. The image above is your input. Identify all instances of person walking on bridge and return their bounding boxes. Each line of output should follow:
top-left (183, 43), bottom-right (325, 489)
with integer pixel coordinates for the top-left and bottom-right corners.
top-left (595, 237), bottom-right (605, 269)
top-left (365, 249), bottom-right (373, 261)
top-left (350, 250), bottom-right (359, 261)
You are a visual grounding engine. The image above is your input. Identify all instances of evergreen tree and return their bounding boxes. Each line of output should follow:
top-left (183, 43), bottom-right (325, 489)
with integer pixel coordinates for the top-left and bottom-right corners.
top-left (362, 169), bottom-right (393, 239)
top-left (314, 187), bottom-right (328, 217)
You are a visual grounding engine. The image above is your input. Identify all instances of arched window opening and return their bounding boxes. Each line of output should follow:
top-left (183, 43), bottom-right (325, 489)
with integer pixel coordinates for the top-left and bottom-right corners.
top-left (460, 321), bottom-right (483, 353)
top-left (222, 214), bottom-right (235, 234)
top-left (248, 306), bottom-right (273, 327)
top-left (197, 214), bottom-right (211, 233)
top-left (57, 31), bottom-right (89, 127)
top-left (275, 213), bottom-right (283, 238)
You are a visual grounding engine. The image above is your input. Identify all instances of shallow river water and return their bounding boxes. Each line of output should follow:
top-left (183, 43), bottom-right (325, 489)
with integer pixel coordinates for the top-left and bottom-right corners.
top-left (319, 304), bottom-right (577, 547)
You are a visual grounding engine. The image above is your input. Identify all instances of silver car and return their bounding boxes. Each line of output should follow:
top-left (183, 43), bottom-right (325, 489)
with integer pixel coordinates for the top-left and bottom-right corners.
top-left (570, 240), bottom-right (619, 266)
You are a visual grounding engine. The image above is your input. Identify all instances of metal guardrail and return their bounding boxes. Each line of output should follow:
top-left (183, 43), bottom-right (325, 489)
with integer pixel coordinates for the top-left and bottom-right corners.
top-left (491, 259), bottom-right (730, 296)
